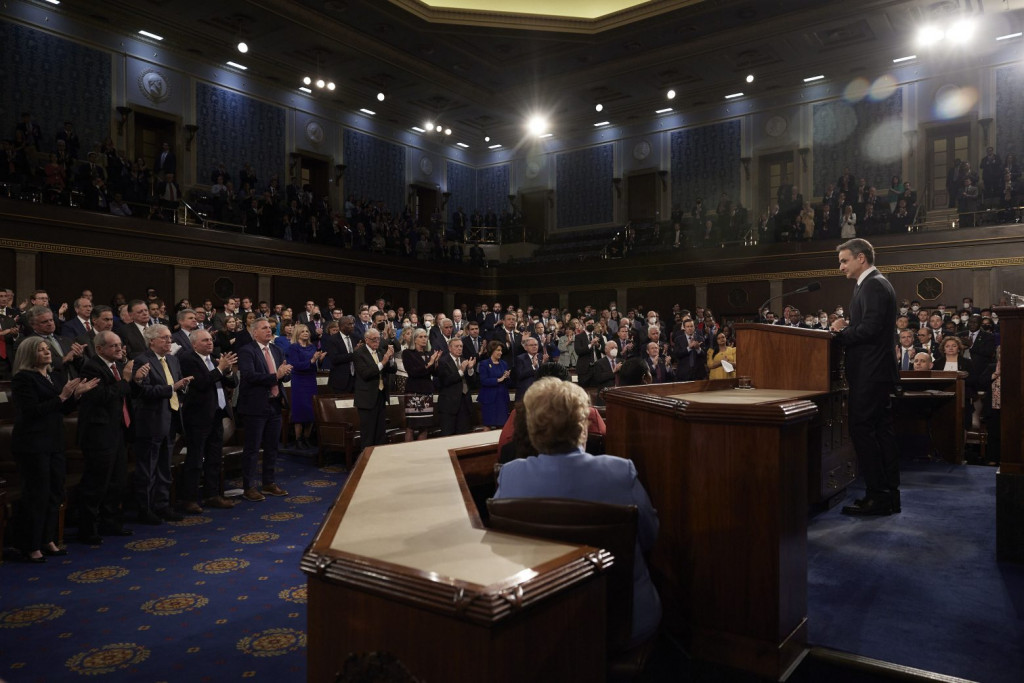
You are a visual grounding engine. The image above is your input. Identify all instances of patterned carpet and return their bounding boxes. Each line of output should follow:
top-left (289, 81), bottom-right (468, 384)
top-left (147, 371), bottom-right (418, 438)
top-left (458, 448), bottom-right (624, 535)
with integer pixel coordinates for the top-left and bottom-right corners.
top-left (0, 453), bottom-right (347, 681)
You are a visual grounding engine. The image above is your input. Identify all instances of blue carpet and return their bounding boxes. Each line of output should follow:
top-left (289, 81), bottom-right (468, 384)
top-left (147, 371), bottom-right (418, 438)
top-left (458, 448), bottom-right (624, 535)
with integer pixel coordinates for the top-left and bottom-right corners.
top-left (808, 461), bottom-right (1024, 682)
top-left (0, 453), bottom-right (347, 680)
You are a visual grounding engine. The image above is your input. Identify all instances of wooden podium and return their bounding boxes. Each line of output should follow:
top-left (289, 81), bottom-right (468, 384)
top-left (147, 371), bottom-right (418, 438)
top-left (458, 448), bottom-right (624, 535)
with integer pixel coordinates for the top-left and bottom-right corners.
top-left (603, 324), bottom-right (850, 679)
top-left (995, 306), bottom-right (1024, 562)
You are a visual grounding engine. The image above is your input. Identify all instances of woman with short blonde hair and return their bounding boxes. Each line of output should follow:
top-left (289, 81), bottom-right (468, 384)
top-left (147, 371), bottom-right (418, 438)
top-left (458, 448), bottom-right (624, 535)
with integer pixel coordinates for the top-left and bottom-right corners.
top-left (523, 378), bottom-right (589, 453)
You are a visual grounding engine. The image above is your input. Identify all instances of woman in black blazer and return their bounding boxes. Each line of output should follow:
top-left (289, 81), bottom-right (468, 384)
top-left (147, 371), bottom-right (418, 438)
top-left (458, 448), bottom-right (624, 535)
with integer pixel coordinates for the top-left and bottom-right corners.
top-left (932, 336), bottom-right (971, 373)
top-left (10, 338), bottom-right (97, 562)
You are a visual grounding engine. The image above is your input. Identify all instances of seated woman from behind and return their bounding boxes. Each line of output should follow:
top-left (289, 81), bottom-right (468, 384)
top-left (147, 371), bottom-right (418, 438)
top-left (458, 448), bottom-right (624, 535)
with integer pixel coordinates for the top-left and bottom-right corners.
top-left (493, 377), bottom-right (661, 646)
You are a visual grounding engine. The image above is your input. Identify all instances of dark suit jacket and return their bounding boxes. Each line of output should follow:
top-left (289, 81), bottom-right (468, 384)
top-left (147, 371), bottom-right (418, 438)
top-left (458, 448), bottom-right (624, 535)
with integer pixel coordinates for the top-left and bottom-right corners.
top-left (77, 355), bottom-right (136, 449)
top-left (353, 345), bottom-right (396, 410)
top-left (932, 356), bottom-right (971, 372)
top-left (172, 328), bottom-right (194, 355)
top-left (514, 353), bottom-right (542, 396)
top-left (960, 329), bottom-right (996, 381)
top-left (63, 316), bottom-right (89, 339)
top-left (645, 356), bottom-right (676, 384)
top-left (671, 331), bottom-right (707, 381)
top-left (835, 269), bottom-right (899, 389)
top-left (322, 332), bottom-right (357, 393)
top-left (178, 350), bottom-right (236, 427)
top-left (19, 332), bottom-right (82, 382)
top-left (478, 311), bottom-right (497, 334)
top-left (11, 369), bottom-right (76, 452)
top-left (133, 350), bottom-right (183, 439)
top-left (435, 353), bottom-right (467, 415)
top-left (119, 323), bottom-right (149, 359)
top-left (429, 328), bottom-right (453, 354)
top-left (461, 334), bottom-right (487, 362)
top-left (590, 355), bottom-right (618, 389)
top-left (236, 341), bottom-right (287, 416)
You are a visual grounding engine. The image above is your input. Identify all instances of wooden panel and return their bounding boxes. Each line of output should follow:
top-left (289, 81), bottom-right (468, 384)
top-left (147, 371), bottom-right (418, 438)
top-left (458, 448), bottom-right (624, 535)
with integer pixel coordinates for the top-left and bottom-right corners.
top-left (995, 307), bottom-right (1024, 561)
top-left (274, 276), bottom-right (353, 313)
top-left (368, 286), bottom-right (407, 312)
top-left (627, 172), bottom-right (657, 221)
top-left (627, 285), bottom-right (693, 317)
top-left (569, 289), bottom-right (614, 314)
top-left (190, 268), bottom-right (259, 308)
top-left (708, 280), bottom-right (769, 319)
top-left (418, 289), bottom-right (444, 316)
top-left (529, 291), bottom-right (560, 312)
top-left (40, 253), bottom-right (173, 310)
top-left (0, 249), bottom-right (15, 291)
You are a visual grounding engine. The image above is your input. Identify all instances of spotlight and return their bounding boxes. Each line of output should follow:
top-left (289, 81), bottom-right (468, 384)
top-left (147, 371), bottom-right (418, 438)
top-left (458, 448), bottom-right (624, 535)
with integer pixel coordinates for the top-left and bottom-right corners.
top-left (435, 124), bottom-right (442, 132)
top-left (316, 78), bottom-right (325, 89)
top-left (916, 25), bottom-right (944, 47)
top-left (237, 41), bottom-right (248, 54)
top-left (666, 89), bottom-right (676, 100)
top-left (377, 92), bottom-right (385, 102)
top-left (484, 135), bottom-right (490, 142)
top-left (444, 128), bottom-right (452, 135)
top-left (947, 18), bottom-right (976, 44)
top-left (527, 116), bottom-right (548, 136)
top-left (303, 76), bottom-right (312, 85)
top-left (425, 121), bottom-right (434, 131)
top-left (326, 82), bottom-right (335, 90)
top-left (595, 103), bottom-right (603, 112)
top-left (746, 74), bottom-right (754, 83)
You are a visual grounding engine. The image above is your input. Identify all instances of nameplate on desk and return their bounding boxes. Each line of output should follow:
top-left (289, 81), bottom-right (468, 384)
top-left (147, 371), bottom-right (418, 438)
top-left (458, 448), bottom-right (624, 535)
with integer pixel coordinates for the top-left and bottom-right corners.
top-left (317, 376), bottom-right (328, 385)
top-left (389, 396), bottom-right (400, 405)
top-left (0, 392), bottom-right (7, 403)
top-left (571, 375), bottom-right (578, 383)
top-left (334, 399), bottom-right (354, 408)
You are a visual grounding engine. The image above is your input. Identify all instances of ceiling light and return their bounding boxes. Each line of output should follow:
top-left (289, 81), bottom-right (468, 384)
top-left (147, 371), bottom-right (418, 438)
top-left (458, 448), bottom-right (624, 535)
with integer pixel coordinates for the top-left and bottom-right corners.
top-left (947, 19), bottom-right (976, 45)
top-left (655, 107), bottom-right (673, 114)
top-left (360, 108), bottom-right (376, 116)
top-left (315, 78), bottom-right (325, 89)
top-left (444, 128), bottom-right (452, 135)
top-left (892, 55), bottom-right (917, 63)
top-left (138, 30), bottom-right (164, 41)
top-left (539, 133), bottom-right (553, 139)
top-left (43, 0), bottom-right (60, 5)
top-left (435, 125), bottom-right (443, 132)
top-left (377, 92), bottom-right (385, 102)
top-left (916, 25), bottom-right (944, 47)
top-left (303, 76), bottom-right (312, 85)
top-left (666, 89), bottom-right (676, 100)
top-left (226, 61), bottom-right (247, 70)
top-left (724, 92), bottom-right (743, 99)
top-left (457, 142), bottom-right (469, 148)
top-left (237, 41), bottom-right (248, 53)
top-left (803, 75), bottom-right (825, 82)
top-left (412, 126), bottom-right (426, 133)
top-left (484, 135), bottom-right (490, 142)
top-left (746, 74), bottom-right (754, 83)
top-left (527, 116), bottom-right (548, 136)
top-left (996, 32), bottom-right (1023, 41)
top-left (299, 87), bottom-right (312, 93)
top-left (326, 82), bottom-right (335, 91)
top-left (425, 121), bottom-right (434, 131)
top-left (488, 144), bottom-right (502, 149)
top-left (594, 121), bottom-right (610, 127)
top-left (595, 103), bottom-right (603, 112)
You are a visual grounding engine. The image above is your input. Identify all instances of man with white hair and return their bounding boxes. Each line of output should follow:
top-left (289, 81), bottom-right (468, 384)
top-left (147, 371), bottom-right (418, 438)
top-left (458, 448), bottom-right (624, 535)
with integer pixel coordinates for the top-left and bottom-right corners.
top-left (589, 340), bottom-right (621, 389)
top-left (353, 327), bottom-right (397, 451)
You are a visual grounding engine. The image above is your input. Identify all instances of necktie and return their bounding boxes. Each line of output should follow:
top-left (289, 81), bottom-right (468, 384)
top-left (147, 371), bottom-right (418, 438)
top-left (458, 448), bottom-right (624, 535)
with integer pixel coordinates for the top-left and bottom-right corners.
top-left (159, 357), bottom-right (179, 411)
top-left (370, 349), bottom-right (383, 390)
top-left (343, 335), bottom-right (354, 375)
top-left (110, 363), bottom-right (131, 427)
top-left (85, 318), bottom-right (92, 332)
top-left (262, 346), bottom-right (279, 397)
top-left (45, 334), bottom-right (62, 357)
top-left (902, 349), bottom-right (910, 371)
top-left (531, 355), bottom-right (537, 370)
top-left (687, 337), bottom-right (695, 367)
top-left (205, 355), bottom-right (226, 409)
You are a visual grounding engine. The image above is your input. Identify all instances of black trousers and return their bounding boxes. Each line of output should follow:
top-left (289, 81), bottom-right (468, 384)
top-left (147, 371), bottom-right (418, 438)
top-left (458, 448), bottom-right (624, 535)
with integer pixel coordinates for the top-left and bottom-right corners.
top-left (14, 450), bottom-right (65, 552)
top-left (848, 380), bottom-right (900, 497)
top-left (183, 409), bottom-right (228, 501)
top-left (78, 435), bottom-right (128, 534)
top-left (438, 395), bottom-right (472, 437)
top-left (358, 394), bottom-right (387, 452)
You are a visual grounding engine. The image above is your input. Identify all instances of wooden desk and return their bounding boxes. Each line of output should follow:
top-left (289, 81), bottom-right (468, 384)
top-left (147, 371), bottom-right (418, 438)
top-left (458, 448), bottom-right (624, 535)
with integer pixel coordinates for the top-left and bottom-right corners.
top-left (893, 371), bottom-right (965, 464)
top-left (303, 432), bottom-right (609, 683)
top-left (604, 381), bottom-right (818, 680)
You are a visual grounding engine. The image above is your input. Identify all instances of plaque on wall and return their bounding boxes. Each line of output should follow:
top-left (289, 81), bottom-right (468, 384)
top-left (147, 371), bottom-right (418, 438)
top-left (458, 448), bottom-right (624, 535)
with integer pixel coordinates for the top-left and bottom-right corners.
top-left (728, 287), bottom-right (749, 308)
top-left (419, 156), bottom-right (433, 175)
top-left (633, 140), bottom-right (652, 161)
top-left (765, 115), bottom-right (787, 138)
top-left (526, 159), bottom-right (541, 179)
top-left (305, 121), bottom-right (325, 144)
top-left (917, 276), bottom-right (943, 301)
top-left (138, 68), bottom-right (171, 104)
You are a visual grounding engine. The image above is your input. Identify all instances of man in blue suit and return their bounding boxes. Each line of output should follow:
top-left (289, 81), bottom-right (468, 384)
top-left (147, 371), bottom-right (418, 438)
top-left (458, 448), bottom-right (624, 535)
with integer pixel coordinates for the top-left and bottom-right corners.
top-left (236, 318), bottom-right (292, 501)
top-left (62, 296), bottom-right (93, 339)
top-left (132, 324), bottom-right (192, 524)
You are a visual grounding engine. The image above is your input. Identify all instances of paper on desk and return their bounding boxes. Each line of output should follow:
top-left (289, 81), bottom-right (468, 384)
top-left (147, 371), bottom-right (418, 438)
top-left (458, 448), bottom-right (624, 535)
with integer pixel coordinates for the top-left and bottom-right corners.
top-left (721, 359), bottom-right (734, 373)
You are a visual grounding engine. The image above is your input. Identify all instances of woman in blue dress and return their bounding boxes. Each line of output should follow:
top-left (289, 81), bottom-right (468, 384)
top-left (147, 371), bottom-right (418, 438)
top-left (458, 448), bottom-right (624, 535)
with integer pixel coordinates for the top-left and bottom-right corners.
top-left (477, 340), bottom-right (511, 429)
top-left (285, 323), bottom-right (325, 449)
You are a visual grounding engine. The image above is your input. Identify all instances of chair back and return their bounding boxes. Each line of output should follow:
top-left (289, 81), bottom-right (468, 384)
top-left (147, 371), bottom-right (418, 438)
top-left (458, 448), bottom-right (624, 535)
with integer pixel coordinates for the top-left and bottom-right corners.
top-left (487, 497), bottom-right (638, 653)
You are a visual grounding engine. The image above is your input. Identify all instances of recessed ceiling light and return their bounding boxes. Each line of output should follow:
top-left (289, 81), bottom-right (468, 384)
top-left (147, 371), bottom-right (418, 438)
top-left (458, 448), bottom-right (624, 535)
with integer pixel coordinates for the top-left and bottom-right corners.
top-left (746, 74), bottom-right (754, 83)
top-left (237, 41), bottom-right (248, 54)
top-left (43, 0), bottom-right (60, 5)
top-left (539, 133), bottom-right (553, 138)
top-left (360, 108), bottom-right (376, 116)
top-left (138, 30), bottom-right (164, 41)
top-left (435, 125), bottom-right (443, 132)
top-left (803, 75), bottom-right (824, 82)
top-left (326, 82), bottom-right (335, 91)
top-left (996, 32), bottom-right (1023, 41)
top-left (299, 87), bottom-right (312, 93)
top-left (528, 116), bottom-right (548, 136)
top-left (412, 126), bottom-right (426, 133)
top-left (724, 92), bottom-right (743, 99)
top-left (488, 144), bottom-right (502, 149)
top-left (666, 89), bottom-right (676, 100)
top-left (484, 135), bottom-right (490, 142)
top-left (444, 128), bottom-right (451, 135)
top-left (456, 142), bottom-right (469, 148)
top-left (226, 61), bottom-right (247, 70)
top-left (377, 92), bottom-right (385, 101)
top-left (315, 79), bottom-right (325, 89)
top-left (425, 121), bottom-right (434, 131)
top-left (916, 25), bottom-right (944, 47)
top-left (303, 76), bottom-right (312, 86)
top-left (892, 55), bottom-right (917, 63)
top-left (655, 107), bottom-right (673, 114)
top-left (595, 103), bottom-right (603, 112)
top-left (594, 121), bottom-right (610, 127)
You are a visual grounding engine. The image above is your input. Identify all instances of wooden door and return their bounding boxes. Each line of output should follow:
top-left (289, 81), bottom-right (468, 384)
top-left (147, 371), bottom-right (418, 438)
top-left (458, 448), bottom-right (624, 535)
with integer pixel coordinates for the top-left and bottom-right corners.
top-left (133, 112), bottom-right (176, 173)
top-left (758, 152), bottom-right (795, 213)
top-left (927, 125), bottom-right (970, 210)
top-left (627, 172), bottom-right (657, 221)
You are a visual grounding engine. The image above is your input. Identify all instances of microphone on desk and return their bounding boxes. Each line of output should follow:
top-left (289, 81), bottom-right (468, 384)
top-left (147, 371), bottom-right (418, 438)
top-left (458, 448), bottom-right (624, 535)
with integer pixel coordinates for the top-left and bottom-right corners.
top-left (758, 282), bottom-right (821, 318)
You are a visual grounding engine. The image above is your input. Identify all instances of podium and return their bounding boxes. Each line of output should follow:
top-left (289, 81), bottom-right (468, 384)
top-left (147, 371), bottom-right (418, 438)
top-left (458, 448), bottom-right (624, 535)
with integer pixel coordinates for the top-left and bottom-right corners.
top-left (603, 323), bottom-right (840, 679)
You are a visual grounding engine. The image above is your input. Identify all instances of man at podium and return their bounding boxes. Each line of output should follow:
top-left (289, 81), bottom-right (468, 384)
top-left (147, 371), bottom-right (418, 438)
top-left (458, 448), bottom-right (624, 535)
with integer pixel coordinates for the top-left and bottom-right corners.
top-left (831, 238), bottom-right (901, 516)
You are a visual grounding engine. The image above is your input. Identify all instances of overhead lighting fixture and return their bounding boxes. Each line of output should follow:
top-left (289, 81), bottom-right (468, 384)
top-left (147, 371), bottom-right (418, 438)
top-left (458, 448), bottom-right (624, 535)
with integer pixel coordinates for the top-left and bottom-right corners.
top-left (360, 108), bottom-right (376, 116)
top-left (326, 82), bottom-right (335, 90)
top-left (425, 121), bottom-right (434, 131)
top-left (996, 32), bottom-right (1023, 41)
top-left (746, 74), bottom-right (755, 83)
top-left (444, 128), bottom-right (452, 135)
top-left (892, 55), bottom-right (917, 63)
top-left (303, 76), bottom-right (312, 86)
top-left (594, 121), bottom-right (610, 127)
top-left (724, 92), bottom-right (743, 99)
top-left (299, 87), bottom-right (312, 93)
top-left (947, 18), bottom-right (976, 44)
top-left (527, 116), bottom-right (548, 136)
top-left (456, 142), bottom-right (469, 148)
top-left (539, 133), bottom-right (553, 139)
top-left (226, 61), bottom-right (248, 70)
top-left (655, 107), bottom-right (673, 114)
top-left (412, 126), bottom-right (426, 133)
top-left (377, 91), bottom-right (386, 102)
top-left (315, 78), bottom-right (325, 88)
top-left (237, 41), bottom-right (248, 54)
top-left (666, 89), bottom-right (676, 100)
top-left (484, 135), bottom-right (491, 142)
top-left (488, 144), bottom-right (502, 149)
top-left (595, 103), bottom-right (603, 112)
top-left (435, 125), bottom-right (443, 133)
top-left (138, 30), bottom-right (164, 41)
top-left (916, 25), bottom-right (944, 47)
top-left (803, 75), bottom-right (825, 82)
top-left (43, 0), bottom-right (60, 5)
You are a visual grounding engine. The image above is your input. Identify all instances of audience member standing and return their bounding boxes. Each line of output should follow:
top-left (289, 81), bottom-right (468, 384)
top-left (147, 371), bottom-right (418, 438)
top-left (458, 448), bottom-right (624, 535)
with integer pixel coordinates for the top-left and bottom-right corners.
top-left (478, 340), bottom-right (511, 429)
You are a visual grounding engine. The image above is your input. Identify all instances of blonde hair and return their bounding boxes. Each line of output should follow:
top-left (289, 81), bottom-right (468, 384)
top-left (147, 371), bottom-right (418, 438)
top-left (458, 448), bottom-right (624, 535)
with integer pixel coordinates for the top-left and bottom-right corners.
top-left (522, 377), bottom-right (590, 454)
top-left (291, 322), bottom-right (310, 344)
top-left (12, 337), bottom-right (51, 374)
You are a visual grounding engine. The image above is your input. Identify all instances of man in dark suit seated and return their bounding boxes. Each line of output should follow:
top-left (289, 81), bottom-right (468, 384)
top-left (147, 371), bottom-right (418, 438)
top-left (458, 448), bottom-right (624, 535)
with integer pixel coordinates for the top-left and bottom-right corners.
top-left (436, 337), bottom-right (476, 436)
top-left (323, 315), bottom-right (359, 394)
top-left (353, 328), bottom-right (397, 452)
top-left (132, 324), bottom-right (192, 524)
top-left (177, 330), bottom-right (238, 513)
top-left (75, 330), bottom-right (138, 543)
top-left (236, 318), bottom-right (292, 502)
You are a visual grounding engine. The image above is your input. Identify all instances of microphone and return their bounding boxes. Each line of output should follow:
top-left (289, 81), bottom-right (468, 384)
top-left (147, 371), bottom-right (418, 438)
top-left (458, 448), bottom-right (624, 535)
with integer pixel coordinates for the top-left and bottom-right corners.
top-left (759, 282), bottom-right (821, 319)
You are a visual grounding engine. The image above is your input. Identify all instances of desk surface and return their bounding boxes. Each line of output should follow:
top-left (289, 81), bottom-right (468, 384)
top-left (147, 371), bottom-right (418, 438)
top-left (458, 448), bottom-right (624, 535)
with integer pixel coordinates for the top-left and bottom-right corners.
top-left (327, 431), bottom-right (579, 588)
top-left (667, 388), bottom-right (819, 405)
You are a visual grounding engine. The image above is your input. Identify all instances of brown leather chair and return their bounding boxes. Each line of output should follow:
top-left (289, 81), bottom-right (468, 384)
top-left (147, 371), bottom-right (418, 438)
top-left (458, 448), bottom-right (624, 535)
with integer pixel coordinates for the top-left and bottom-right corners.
top-left (313, 394), bottom-right (359, 468)
top-left (486, 496), bottom-right (652, 679)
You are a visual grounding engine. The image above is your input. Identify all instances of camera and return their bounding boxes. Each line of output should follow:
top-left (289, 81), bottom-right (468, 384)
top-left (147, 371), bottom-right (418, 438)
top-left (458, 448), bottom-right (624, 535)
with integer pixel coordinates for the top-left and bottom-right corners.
top-left (312, 313), bottom-right (321, 321)
top-left (376, 321), bottom-right (387, 331)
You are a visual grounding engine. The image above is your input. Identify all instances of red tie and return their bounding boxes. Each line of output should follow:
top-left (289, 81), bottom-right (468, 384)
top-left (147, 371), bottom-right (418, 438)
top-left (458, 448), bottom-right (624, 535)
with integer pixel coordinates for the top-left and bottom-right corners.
top-left (85, 319), bottom-right (92, 332)
top-left (110, 364), bottom-right (131, 427)
top-left (263, 346), bottom-right (279, 397)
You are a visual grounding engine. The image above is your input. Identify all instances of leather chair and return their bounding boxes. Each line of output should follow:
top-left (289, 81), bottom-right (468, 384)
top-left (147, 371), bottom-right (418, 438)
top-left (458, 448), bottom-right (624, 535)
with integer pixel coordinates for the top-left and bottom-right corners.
top-left (313, 395), bottom-right (405, 469)
top-left (486, 497), bottom-right (654, 680)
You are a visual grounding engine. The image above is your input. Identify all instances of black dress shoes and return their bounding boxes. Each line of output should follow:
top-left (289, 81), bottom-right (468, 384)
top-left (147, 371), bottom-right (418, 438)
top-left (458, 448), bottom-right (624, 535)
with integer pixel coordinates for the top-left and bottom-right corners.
top-left (842, 496), bottom-right (893, 516)
top-left (138, 510), bottom-right (164, 525)
top-left (156, 507), bottom-right (184, 522)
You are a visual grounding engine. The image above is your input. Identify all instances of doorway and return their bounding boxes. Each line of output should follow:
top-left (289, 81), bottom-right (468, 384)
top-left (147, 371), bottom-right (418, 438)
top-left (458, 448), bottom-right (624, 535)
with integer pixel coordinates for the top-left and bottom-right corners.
top-left (413, 185), bottom-right (438, 228)
top-left (926, 124), bottom-right (970, 210)
top-left (133, 111), bottom-right (177, 174)
top-left (520, 190), bottom-right (549, 243)
top-left (627, 172), bottom-right (657, 221)
top-left (296, 153), bottom-right (330, 202)
top-left (758, 152), bottom-right (795, 215)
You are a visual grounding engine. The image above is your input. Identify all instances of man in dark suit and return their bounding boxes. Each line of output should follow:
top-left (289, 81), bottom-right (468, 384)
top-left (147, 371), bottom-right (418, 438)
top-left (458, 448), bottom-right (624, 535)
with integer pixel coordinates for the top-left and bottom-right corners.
top-left (514, 336), bottom-right (543, 398)
top-left (178, 329), bottom-right (238, 512)
top-left (491, 312), bottom-right (523, 382)
top-left (478, 303), bottom-right (497, 335)
top-left (960, 314), bottom-right (996, 389)
top-left (119, 299), bottom-right (151, 359)
top-left (429, 317), bottom-right (454, 353)
top-left (461, 321), bottom-right (486, 390)
top-left (573, 318), bottom-right (605, 387)
top-left (353, 328), bottom-right (397, 451)
top-left (133, 324), bottom-right (192, 524)
top-left (75, 330), bottom-right (138, 543)
top-left (236, 318), bottom-right (292, 501)
top-left (590, 340), bottom-right (621, 389)
top-left (155, 141), bottom-right (176, 180)
top-left (353, 307), bottom-right (374, 341)
top-left (78, 305), bottom-right (115, 359)
top-left (832, 238), bottom-right (900, 516)
top-left (21, 305), bottom-right (85, 382)
top-left (671, 318), bottom-right (706, 382)
top-left (435, 337), bottom-right (476, 436)
top-left (62, 296), bottom-right (93, 339)
top-left (323, 315), bottom-right (359, 393)
top-left (172, 308), bottom-right (199, 355)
